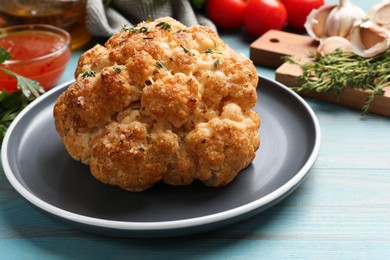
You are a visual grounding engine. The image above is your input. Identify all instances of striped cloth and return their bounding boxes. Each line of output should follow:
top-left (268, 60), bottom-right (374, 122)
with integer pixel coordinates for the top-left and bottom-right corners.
top-left (86, 0), bottom-right (216, 36)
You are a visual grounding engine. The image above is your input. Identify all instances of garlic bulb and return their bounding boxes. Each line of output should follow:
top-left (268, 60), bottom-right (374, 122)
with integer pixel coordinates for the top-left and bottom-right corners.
top-left (305, 0), bottom-right (366, 41)
top-left (350, 20), bottom-right (390, 57)
top-left (317, 36), bottom-right (352, 56)
top-left (305, 4), bottom-right (337, 40)
top-left (367, 0), bottom-right (390, 30)
top-left (325, 0), bottom-right (366, 38)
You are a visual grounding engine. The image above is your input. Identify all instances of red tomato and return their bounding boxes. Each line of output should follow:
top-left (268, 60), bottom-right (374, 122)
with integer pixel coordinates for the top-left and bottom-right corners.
top-left (243, 0), bottom-right (287, 37)
top-left (283, 0), bottom-right (324, 30)
top-left (206, 0), bottom-right (246, 29)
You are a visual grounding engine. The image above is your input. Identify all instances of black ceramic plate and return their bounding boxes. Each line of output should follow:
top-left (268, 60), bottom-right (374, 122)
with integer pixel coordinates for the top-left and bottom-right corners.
top-left (2, 76), bottom-right (320, 237)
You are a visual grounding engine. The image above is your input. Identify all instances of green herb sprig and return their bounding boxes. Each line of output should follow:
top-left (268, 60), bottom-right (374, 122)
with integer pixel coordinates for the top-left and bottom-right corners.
top-left (213, 57), bottom-right (220, 68)
top-left (81, 70), bottom-right (96, 79)
top-left (204, 48), bottom-right (222, 55)
top-left (121, 25), bottom-right (150, 34)
top-left (0, 47), bottom-right (45, 144)
top-left (204, 43), bottom-right (223, 68)
top-left (284, 49), bottom-right (390, 113)
top-left (181, 44), bottom-right (194, 55)
top-left (156, 21), bottom-right (171, 32)
top-left (156, 60), bottom-right (167, 70)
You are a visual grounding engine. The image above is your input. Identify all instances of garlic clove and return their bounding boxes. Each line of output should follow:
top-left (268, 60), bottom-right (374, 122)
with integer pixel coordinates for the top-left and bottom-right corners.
top-left (350, 20), bottom-right (390, 57)
top-left (305, 4), bottom-right (337, 41)
top-left (367, 0), bottom-right (390, 29)
top-left (325, 0), bottom-right (366, 38)
top-left (317, 36), bottom-right (352, 57)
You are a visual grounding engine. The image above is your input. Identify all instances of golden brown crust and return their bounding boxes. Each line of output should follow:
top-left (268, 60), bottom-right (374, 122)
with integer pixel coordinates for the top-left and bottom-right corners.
top-left (53, 17), bottom-right (260, 192)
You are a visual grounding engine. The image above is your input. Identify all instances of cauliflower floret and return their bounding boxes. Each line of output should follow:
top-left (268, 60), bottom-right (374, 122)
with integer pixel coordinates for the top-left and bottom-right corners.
top-left (142, 72), bottom-right (200, 128)
top-left (53, 17), bottom-right (260, 192)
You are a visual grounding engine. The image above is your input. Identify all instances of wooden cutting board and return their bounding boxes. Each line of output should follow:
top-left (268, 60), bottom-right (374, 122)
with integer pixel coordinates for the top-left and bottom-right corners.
top-left (250, 30), bottom-right (390, 117)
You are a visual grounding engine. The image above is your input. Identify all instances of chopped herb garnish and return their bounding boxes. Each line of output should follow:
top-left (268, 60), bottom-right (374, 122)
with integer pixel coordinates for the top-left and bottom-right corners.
top-left (205, 48), bottom-right (222, 54)
top-left (138, 26), bottom-right (150, 33)
top-left (114, 67), bottom-right (122, 73)
top-left (214, 57), bottom-right (220, 68)
top-left (121, 25), bottom-right (148, 33)
top-left (81, 70), bottom-right (96, 79)
top-left (156, 21), bottom-right (171, 31)
top-left (175, 29), bottom-right (188, 33)
top-left (181, 44), bottom-right (193, 55)
top-left (203, 43), bottom-right (223, 69)
top-left (120, 24), bottom-right (131, 32)
top-left (156, 60), bottom-right (167, 70)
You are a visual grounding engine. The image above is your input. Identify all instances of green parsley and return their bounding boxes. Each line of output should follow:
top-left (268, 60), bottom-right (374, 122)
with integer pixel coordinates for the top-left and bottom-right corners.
top-left (0, 91), bottom-right (29, 144)
top-left (0, 68), bottom-right (44, 99)
top-left (0, 49), bottom-right (11, 63)
top-left (0, 47), bottom-right (45, 144)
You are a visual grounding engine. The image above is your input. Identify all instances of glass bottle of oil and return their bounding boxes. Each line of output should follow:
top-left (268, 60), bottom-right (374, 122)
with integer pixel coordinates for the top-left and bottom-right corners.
top-left (0, 0), bottom-right (91, 49)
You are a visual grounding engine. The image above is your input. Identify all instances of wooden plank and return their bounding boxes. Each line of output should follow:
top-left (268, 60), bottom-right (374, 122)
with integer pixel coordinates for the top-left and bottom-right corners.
top-left (250, 30), bottom-right (390, 117)
top-left (249, 29), bottom-right (317, 68)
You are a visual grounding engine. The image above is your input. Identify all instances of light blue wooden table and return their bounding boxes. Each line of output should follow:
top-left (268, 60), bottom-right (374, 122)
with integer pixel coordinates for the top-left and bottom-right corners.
top-left (2, 0), bottom-right (390, 258)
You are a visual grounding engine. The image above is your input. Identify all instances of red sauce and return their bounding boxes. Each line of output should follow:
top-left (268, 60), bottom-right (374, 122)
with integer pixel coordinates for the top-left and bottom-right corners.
top-left (0, 30), bottom-right (71, 92)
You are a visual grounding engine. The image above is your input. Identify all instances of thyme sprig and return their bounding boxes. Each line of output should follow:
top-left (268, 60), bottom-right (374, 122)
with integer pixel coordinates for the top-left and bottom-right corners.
top-left (204, 48), bottom-right (222, 55)
top-left (156, 60), bottom-right (167, 70)
top-left (214, 57), bottom-right (220, 68)
top-left (284, 49), bottom-right (390, 113)
top-left (204, 43), bottom-right (223, 69)
top-left (181, 44), bottom-right (194, 55)
top-left (81, 70), bottom-right (96, 79)
top-left (121, 25), bottom-right (150, 34)
top-left (156, 21), bottom-right (171, 32)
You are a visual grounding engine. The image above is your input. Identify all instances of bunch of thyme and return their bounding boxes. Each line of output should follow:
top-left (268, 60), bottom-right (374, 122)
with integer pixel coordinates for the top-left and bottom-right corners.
top-left (284, 49), bottom-right (390, 113)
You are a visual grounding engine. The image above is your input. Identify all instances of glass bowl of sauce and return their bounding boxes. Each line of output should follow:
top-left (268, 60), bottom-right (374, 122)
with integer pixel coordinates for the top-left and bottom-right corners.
top-left (0, 24), bottom-right (71, 92)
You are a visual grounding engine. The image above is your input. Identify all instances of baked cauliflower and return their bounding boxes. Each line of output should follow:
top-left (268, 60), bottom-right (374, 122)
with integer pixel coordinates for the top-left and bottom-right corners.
top-left (54, 17), bottom-right (260, 192)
